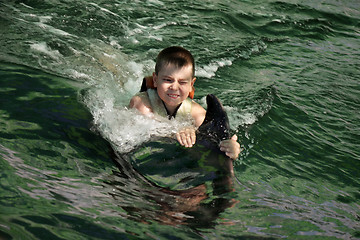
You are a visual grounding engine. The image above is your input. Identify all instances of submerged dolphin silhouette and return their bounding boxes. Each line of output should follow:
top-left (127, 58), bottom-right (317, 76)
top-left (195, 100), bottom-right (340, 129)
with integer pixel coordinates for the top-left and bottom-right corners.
top-left (109, 94), bottom-right (235, 226)
top-left (123, 94), bottom-right (234, 190)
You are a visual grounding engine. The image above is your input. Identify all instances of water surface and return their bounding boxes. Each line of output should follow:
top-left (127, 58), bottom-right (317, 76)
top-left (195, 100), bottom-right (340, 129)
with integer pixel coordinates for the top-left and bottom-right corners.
top-left (1, 0), bottom-right (359, 239)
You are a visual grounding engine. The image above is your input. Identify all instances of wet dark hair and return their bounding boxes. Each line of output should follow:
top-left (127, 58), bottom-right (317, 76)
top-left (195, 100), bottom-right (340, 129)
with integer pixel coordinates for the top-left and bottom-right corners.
top-left (155, 46), bottom-right (195, 77)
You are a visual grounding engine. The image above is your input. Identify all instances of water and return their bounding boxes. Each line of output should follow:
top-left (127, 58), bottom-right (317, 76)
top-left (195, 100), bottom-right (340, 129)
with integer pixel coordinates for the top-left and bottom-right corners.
top-left (1, 0), bottom-right (359, 239)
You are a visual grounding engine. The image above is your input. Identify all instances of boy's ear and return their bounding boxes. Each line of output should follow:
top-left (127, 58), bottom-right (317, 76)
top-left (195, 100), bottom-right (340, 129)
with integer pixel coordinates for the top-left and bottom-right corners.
top-left (191, 77), bottom-right (196, 86)
top-left (189, 77), bottom-right (196, 99)
top-left (152, 72), bottom-right (158, 87)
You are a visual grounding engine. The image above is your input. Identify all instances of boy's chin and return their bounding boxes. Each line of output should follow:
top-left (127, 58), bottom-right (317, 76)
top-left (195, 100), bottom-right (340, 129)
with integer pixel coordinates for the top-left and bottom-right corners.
top-left (165, 101), bottom-right (181, 107)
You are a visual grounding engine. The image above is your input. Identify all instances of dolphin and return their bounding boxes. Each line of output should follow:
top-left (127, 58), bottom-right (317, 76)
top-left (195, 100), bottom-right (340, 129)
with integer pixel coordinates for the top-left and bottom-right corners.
top-left (119, 94), bottom-right (234, 191)
top-left (195, 94), bottom-right (234, 176)
top-left (109, 94), bottom-right (236, 227)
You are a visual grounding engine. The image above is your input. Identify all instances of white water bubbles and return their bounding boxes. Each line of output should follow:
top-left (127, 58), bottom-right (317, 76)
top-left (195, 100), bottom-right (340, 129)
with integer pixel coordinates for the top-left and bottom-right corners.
top-left (196, 58), bottom-right (233, 79)
top-left (83, 83), bottom-right (192, 153)
top-left (76, 47), bottom-right (195, 153)
top-left (93, 107), bottom-right (191, 153)
top-left (30, 42), bottom-right (63, 61)
top-left (19, 9), bottom-right (167, 154)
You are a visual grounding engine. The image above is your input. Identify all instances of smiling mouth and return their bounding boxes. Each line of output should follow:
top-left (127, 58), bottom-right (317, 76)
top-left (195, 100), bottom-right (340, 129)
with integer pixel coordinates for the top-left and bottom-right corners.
top-left (167, 94), bottom-right (179, 99)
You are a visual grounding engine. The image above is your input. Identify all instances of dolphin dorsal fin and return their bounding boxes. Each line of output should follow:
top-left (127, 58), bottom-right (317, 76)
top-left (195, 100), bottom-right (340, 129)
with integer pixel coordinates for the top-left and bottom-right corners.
top-left (198, 94), bottom-right (230, 143)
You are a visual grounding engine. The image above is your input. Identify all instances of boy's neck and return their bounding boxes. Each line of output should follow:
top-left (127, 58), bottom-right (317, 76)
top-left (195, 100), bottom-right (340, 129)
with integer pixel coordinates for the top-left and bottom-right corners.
top-left (162, 101), bottom-right (181, 119)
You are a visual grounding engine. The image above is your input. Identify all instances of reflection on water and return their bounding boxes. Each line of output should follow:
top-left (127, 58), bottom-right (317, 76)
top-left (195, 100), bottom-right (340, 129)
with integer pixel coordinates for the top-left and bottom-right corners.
top-left (250, 184), bottom-right (360, 239)
top-left (0, 144), bottom-right (111, 216)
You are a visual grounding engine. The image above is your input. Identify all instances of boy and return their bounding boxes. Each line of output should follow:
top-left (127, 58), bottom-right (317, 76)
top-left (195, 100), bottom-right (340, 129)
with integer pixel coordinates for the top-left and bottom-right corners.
top-left (129, 46), bottom-right (240, 160)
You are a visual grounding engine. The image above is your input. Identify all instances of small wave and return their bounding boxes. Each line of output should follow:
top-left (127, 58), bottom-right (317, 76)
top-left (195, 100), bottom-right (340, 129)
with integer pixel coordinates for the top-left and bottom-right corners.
top-left (224, 106), bottom-right (258, 128)
top-left (34, 22), bottom-right (74, 37)
top-left (30, 41), bottom-right (63, 60)
top-left (0, 144), bottom-right (116, 217)
top-left (147, 0), bottom-right (164, 6)
top-left (88, 3), bottom-right (120, 17)
top-left (196, 59), bottom-right (233, 78)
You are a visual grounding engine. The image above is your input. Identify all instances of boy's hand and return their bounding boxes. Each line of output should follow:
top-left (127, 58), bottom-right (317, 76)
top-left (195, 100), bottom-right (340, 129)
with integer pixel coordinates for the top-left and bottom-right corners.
top-left (176, 127), bottom-right (196, 148)
top-left (220, 135), bottom-right (241, 160)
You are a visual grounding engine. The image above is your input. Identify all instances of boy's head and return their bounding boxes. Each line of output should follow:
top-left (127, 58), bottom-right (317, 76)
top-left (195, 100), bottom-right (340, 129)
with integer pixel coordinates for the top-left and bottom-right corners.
top-left (153, 46), bottom-right (196, 114)
top-left (155, 46), bottom-right (195, 77)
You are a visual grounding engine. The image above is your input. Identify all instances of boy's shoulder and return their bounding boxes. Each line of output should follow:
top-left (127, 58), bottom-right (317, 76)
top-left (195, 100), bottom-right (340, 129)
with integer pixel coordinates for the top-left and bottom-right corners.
top-left (130, 91), bottom-right (148, 104)
top-left (130, 91), bottom-right (152, 115)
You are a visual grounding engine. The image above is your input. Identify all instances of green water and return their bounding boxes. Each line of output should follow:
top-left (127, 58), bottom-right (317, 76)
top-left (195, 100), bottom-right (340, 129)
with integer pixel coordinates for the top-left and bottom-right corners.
top-left (1, 0), bottom-right (359, 239)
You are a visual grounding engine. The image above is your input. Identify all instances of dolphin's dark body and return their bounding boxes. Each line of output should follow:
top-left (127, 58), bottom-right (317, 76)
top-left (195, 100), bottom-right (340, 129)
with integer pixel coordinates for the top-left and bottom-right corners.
top-left (109, 94), bottom-right (235, 227)
top-left (195, 94), bottom-right (233, 176)
top-left (113, 94), bottom-right (233, 190)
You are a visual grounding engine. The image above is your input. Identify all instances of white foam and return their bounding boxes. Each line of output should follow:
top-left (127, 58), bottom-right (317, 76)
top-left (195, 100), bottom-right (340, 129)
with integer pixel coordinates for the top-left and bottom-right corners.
top-left (30, 42), bottom-right (63, 60)
top-left (196, 59), bottom-right (233, 78)
top-left (38, 16), bottom-right (52, 23)
top-left (147, 35), bottom-right (163, 41)
top-left (28, 37), bottom-right (193, 153)
top-left (102, 52), bottom-right (117, 59)
top-left (147, 0), bottom-right (164, 5)
top-left (88, 3), bottom-right (120, 17)
top-left (22, 13), bottom-right (52, 23)
top-left (224, 105), bottom-right (258, 129)
top-left (97, 110), bottom-right (177, 153)
top-left (19, 3), bottom-right (34, 9)
top-left (68, 69), bottom-right (91, 80)
top-left (70, 44), bottom-right (183, 153)
top-left (152, 23), bottom-right (168, 30)
top-left (35, 22), bottom-right (73, 37)
top-left (109, 38), bottom-right (123, 49)
top-left (87, 91), bottom-right (191, 153)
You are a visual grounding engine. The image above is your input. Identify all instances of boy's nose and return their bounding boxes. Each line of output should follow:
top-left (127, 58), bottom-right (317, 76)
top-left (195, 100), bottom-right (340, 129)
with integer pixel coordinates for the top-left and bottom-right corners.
top-left (170, 81), bottom-right (179, 90)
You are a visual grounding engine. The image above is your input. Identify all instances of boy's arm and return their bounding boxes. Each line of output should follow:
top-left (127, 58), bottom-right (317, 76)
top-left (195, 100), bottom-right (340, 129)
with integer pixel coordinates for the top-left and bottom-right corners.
top-left (191, 102), bottom-right (206, 127)
top-left (176, 101), bottom-right (205, 148)
top-left (176, 127), bottom-right (196, 148)
top-left (129, 94), bottom-right (152, 115)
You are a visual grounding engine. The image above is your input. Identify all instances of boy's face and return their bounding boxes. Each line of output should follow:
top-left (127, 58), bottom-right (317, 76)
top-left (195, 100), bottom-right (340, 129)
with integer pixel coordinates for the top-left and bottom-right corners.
top-left (153, 63), bottom-right (195, 112)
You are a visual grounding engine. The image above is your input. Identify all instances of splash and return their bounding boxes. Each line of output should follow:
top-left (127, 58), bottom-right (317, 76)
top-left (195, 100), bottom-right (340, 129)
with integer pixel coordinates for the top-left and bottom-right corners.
top-left (79, 59), bottom-right (194, 153)
top-left (196, 58), bottom-right (233, 78)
